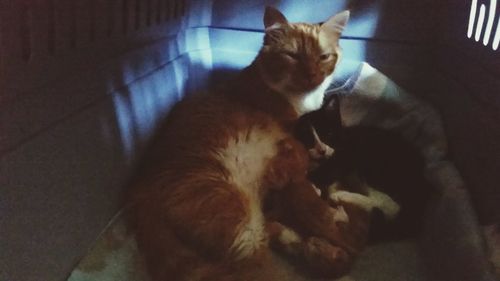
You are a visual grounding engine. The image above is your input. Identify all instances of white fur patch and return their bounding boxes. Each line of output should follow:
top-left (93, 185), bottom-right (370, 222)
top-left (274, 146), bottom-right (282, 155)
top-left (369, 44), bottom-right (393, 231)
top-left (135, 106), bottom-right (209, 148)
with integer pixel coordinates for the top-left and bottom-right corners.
top-left (257, 59), bottom-right (335, 116)
top-left (217, 126), bottom-right (286, 259)
top-left (230, 201), bottom-right (266, 260)
top-left (279, 228), bottom-right (302, 245)
top-left (327, 181), bottom-right (343, 194)
top-left (329, 186), bottom-right (400, 220)
top-left (278, 227), bottom-right (303, 255)
top-left (220, 127), bottom-right (285, 188)
top-left (333, 205), bottom-right (350, 224)
top-left (330, 190), bottom-right (375, 212)
top-left (287, 73), bottom-right (335, 116)
top-left (311, 184), bottom-right (322, 196)
top-left (366, 187), bottom-right (400, 220)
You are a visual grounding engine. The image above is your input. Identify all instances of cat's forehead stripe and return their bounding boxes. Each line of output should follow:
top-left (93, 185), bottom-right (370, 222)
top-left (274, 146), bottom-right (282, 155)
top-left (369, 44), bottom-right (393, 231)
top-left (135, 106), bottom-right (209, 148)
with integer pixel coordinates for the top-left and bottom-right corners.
top-left (294, 24), bottom-right (320, 40)
top-left (291, 23), bottom-right (322, 53)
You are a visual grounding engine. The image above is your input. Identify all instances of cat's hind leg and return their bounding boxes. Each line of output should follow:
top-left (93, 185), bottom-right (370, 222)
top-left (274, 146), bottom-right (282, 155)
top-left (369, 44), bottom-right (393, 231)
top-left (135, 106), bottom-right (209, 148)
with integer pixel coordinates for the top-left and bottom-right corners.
top-left (276, 178), bottom-right (368, 255)
top-left (264, 137), bottom-right (366, 258)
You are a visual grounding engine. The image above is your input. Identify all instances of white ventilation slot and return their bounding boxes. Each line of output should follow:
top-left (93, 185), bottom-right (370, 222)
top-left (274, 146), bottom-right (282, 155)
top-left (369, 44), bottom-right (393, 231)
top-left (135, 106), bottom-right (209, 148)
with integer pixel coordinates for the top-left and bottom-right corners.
top-left (468, 0), bottom-right (478, 38)
top-left (0, 0), bottom-right (187, 64)
top-left (493, 16), bottom-right (500, 49)
top-left (467, 0), bottom-right (500, 50)
top-left (483, 0), bottom-right (497, 44)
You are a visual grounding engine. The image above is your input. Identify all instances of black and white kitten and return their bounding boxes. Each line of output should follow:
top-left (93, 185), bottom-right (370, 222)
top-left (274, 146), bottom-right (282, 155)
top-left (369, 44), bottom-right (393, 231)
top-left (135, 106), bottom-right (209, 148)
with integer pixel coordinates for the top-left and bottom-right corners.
top-left (295, 95), bottom-right (432, 242)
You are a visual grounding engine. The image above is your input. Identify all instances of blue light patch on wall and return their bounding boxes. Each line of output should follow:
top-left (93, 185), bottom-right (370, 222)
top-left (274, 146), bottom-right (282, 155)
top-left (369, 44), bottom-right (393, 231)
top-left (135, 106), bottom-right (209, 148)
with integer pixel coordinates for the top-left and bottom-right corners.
top-left (339, 39), bottom-right (367, 63)
top-left (111, 60), bottom-right (186, 161)
top-left (113, 93), bottom-right (135, 161)
top-left (345, 7), bottom-right (380, 39)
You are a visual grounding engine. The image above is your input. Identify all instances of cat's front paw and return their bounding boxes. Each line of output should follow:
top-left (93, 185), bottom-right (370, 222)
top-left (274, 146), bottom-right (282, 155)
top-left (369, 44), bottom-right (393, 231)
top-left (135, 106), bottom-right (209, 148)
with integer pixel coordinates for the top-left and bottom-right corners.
top-left (325, 191), bottom-right (371, 253)
top-left (303, 237), bottom-right (353, 278)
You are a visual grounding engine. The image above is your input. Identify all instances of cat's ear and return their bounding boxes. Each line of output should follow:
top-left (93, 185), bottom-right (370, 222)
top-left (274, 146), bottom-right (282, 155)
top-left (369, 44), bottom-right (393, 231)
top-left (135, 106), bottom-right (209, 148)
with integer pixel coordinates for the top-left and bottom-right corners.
top-left (264, 6), bottom-right (288, 30)
top-left (320, 10), bottom-right (350, 36)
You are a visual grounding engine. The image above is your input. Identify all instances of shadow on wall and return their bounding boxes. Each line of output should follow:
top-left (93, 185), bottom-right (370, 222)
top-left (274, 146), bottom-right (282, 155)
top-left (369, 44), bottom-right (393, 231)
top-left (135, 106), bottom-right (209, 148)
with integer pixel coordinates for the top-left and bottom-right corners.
top-left (0, 1), bottom-right (212, 280)
top-left (111, 52), bottom-right (216, 163)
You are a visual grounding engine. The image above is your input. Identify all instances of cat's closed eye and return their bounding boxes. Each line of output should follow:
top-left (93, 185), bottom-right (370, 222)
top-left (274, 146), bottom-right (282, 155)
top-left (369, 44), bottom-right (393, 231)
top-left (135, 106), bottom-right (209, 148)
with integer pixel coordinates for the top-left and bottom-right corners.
top-left (319, 53), bottom-right (335, 61)
top-left (282, 51), bottom-right (300, 60)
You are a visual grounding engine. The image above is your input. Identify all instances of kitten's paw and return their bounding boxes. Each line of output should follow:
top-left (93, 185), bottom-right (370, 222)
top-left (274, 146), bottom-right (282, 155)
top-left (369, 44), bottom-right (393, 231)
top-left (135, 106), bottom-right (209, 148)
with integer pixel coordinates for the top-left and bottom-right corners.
top-left (332, 205), bottom-right (349, 224)
top-left (329, 190), bottom-right (374, 213)
top-left (366, 188), bottom-right (400, 220)
top-left (312, 184), bottom-right (322, 197)
top-left (327, 181), bottom-right (344, 194)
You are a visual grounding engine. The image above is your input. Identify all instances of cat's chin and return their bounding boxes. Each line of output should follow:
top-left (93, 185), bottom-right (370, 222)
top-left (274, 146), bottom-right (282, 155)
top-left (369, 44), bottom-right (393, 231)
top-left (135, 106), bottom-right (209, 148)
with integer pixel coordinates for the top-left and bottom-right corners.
top-left (262, 78), bottom-right (322, 98)
top-left (289, 74), bottom-right (335, 116)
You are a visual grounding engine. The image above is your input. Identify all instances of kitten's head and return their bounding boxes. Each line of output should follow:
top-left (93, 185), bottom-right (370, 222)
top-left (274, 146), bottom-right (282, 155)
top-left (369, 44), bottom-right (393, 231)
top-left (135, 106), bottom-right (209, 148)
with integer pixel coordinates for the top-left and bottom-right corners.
top-left (297, 96), bottom-right (342, 147)
top-left (257, 7), bottom-right (349, 95)
top-left (295, 96), bottom-right (342, 162)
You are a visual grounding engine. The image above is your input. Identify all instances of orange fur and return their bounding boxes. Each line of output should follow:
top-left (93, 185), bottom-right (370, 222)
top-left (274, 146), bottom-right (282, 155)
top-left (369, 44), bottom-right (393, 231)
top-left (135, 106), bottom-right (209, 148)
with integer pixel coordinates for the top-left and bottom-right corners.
top-left (126, 7), bottom-right (363, 281)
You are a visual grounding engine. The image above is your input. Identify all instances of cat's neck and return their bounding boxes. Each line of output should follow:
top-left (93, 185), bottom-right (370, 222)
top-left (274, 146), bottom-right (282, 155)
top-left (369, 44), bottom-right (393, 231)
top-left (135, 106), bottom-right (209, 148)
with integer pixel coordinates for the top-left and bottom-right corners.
top-left (226, 64), bottom-right (299, 124)
top-left (283, 73), bottom-right (334, 116)
top-left (226, 62), bottom-right (332, 124)
top-left (254, 58), bottom-right (334, 117)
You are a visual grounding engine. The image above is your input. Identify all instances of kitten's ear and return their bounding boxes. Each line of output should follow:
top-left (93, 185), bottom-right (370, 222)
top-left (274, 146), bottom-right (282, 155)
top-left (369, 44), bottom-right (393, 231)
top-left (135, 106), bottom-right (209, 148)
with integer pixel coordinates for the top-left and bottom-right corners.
top-left (264, 6), bottom-right (288, 30)
top-left (321, 10), bottom-right (350, 36)
top-left (325, 96), bottom-right (338, 109)
top-left (324, 96), bottom-right (342, 129)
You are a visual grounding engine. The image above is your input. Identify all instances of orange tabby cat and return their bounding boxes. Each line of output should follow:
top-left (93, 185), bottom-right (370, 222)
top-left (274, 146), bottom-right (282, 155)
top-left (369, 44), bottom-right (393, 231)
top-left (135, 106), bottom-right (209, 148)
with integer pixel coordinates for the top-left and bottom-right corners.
top-left (127, 7), bottom-right (367, 280)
